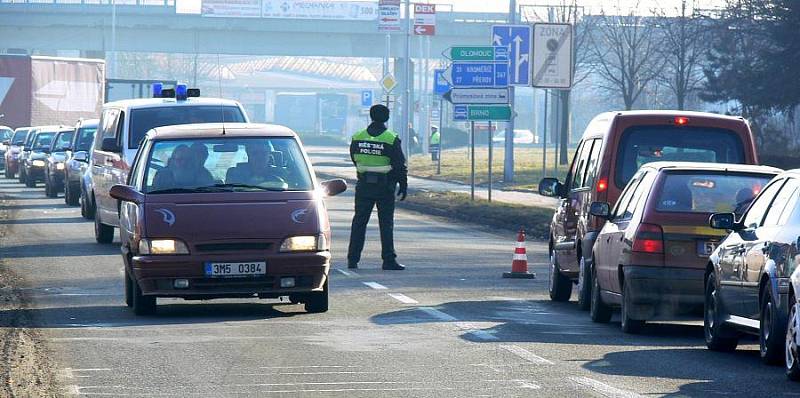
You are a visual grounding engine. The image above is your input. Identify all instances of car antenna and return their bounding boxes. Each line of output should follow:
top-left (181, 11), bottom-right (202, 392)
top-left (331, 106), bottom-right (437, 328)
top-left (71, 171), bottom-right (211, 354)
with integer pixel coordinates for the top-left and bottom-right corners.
top-left (218, 53), bottom-right (226, 135)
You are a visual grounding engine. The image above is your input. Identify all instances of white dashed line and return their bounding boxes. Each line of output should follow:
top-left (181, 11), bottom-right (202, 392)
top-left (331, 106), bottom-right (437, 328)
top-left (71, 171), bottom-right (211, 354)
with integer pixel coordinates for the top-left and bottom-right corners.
top-left (335, 268), bottom-right (356, 277)
top-left (570, 376), bottom-right (643, 398)
top-left (500, 345), bottom-right (553, 365)
top-left (388, 293), bottom-right (419, 304)
top-left (362, 282), bottom-right (388, 290)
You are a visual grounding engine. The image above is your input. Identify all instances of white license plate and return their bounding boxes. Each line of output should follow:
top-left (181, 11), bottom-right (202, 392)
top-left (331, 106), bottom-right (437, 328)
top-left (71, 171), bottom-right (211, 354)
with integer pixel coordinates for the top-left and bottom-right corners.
top-left (205, 261), bottom-right (266, 278)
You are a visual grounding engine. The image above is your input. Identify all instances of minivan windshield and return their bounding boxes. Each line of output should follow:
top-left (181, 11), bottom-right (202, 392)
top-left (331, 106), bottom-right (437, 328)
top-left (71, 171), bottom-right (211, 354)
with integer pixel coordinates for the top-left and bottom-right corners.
top-left (128, 105), bottom-right (246, 149)
top-left (53, 131), bottom-right (74, 151)
top-left (142, 137), bottom-right (313, 194)
top-left (655, 172), bottom-right (773, 215)
top-left (73, 126), bottom-right (97, 152)
top-left (11, 130), bottom-right (27, 145)
top-left (616, 126), bottom-right (745, 188)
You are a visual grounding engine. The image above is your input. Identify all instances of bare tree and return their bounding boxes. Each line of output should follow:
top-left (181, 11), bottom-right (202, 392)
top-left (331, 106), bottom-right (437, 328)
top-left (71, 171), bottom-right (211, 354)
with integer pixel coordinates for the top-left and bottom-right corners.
top-left (588, 4), bottom-right (666, 110)
top-left (654, 0), bottom-right (708, 110)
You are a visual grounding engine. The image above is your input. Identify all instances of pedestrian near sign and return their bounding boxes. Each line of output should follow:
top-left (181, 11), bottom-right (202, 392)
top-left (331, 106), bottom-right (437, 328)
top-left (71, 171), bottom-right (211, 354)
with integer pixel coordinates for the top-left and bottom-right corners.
top-left (413, 4), bottom-right (435, 36)
top-left (532, 23), bottom-right (573, 89)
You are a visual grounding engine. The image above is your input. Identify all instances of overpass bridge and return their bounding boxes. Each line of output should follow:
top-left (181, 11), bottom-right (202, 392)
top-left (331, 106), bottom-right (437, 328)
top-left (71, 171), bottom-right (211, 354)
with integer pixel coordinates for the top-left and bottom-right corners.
top-left (0, 1), bottom-right (507, 58)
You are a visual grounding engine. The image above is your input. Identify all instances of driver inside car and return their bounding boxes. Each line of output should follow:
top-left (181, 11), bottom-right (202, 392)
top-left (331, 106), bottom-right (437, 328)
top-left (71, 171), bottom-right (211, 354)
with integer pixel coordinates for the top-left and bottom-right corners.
top-left (225, 143), bottom-right (286, 187)
top-left (152, 144), bottom-right (214, 190)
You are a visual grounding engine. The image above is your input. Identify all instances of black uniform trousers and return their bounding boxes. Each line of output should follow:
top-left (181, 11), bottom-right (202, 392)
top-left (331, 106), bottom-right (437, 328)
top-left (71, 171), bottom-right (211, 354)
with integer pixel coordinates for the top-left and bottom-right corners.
top-left (347, 180), bottom-right (397, 265)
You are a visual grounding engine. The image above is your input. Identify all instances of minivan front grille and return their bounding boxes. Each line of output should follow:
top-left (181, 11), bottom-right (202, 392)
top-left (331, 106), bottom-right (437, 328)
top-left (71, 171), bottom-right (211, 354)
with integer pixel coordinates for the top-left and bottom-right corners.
top-left (195, 242), bottom-right (272, 252)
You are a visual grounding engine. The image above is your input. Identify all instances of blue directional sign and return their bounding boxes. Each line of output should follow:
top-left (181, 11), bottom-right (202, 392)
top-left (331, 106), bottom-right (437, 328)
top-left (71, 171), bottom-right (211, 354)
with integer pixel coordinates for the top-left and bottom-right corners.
top-left (448, 62), bottom-right (508, 88)
top-left (453, 104), bottom-right (468, 121)
top-left (433, 69), bottom-right (450, 96)
top-left (361, 90), bottom-right (373, 107)
top-left (492, 25), bottom-right (532, 86)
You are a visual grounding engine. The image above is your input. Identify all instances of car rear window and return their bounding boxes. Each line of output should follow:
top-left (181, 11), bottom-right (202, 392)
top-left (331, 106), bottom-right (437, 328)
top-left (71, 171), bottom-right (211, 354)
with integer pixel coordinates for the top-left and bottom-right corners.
top-left (654, 172), bottom-right (773, 215)
top-left (128, 105), bottom-right (246, 149)
top-left (141, 137), bottom-right (313, 194)
top-left (73, 126), bottom-right (97, 151)
top-left (615, 126), bottom-right (745, 188)
top-left (11, 130), bottom-right (27, 145)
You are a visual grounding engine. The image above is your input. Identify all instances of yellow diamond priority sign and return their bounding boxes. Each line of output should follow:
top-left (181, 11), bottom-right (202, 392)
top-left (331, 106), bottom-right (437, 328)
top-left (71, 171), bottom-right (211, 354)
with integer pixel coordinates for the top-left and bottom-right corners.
top-left (380, 73), bottom-right (397, 93)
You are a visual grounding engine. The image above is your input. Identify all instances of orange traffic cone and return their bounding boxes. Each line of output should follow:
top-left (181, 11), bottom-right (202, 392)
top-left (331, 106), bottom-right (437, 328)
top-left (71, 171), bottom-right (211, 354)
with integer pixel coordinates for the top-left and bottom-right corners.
top-left (503, 228), bottom-right (536, 279)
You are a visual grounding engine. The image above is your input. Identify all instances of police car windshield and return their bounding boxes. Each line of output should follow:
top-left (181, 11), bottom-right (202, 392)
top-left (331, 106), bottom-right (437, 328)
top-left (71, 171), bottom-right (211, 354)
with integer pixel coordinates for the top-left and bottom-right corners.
top-left (128, 105), bottom-right (246, 149)
top-left (142, 137), bottom-right (313, 194)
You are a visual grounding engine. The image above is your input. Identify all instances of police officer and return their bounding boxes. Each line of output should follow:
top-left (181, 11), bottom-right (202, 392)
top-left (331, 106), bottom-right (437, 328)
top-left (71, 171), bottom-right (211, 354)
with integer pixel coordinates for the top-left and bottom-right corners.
top-left (429, 126), bottom-right (440, 161)
top-left (347, 104), bottom-right (407, 270)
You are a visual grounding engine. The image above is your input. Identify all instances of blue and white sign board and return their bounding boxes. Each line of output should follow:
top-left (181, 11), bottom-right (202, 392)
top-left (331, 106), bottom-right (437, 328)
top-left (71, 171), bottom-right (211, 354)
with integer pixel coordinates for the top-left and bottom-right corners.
top-left (453, 105), bottom-right (468, 121)
top-left (361, 90), bottom-right (373, 107)
top-left (447, 62), bottom-right (509, 88)
top-left (433, 69), bottom-right (450, 96)
top-left (492, 24), bottom-right (532, 86)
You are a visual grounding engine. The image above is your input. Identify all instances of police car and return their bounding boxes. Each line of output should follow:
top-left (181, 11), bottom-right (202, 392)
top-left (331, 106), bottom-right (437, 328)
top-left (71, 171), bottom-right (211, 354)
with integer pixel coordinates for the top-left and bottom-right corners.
top-left (91, 84), bottom-right (249, 243)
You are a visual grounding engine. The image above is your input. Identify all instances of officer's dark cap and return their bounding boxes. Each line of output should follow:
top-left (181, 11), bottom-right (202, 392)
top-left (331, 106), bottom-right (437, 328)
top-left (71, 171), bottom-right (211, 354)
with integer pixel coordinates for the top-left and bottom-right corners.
top-left (370, 104), bottom-right (390, 123)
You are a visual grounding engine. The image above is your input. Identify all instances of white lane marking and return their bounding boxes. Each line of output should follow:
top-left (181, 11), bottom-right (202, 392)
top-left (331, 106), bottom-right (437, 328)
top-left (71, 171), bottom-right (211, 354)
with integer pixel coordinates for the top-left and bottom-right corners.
top-left (362, 282), bottom-right (388, 290)
top-left (418, 307), bottom-right (457, 321)
top-left (500, 345), bottom-right (553, 365)
top-left (335, 268), bottom-right (356, 277)
top-left (388, 293), bottom-right (418, 304)
top-left (570, 376), bottom-right (643, 398)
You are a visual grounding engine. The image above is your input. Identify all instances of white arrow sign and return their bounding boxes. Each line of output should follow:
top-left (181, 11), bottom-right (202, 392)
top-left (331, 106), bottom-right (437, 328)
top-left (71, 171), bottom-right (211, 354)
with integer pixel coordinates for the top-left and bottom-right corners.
top-left (448, 88), bottom-right (510, 104)
top-left (34, 80), bottom-right (102, 113)
top-left (0, 77), bottom-right (14, 105)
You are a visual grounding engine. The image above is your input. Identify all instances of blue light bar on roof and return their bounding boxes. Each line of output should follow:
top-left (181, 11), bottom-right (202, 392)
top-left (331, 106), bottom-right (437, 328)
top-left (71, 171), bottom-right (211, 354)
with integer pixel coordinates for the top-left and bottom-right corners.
top-left (176, 84), bottom-right (188, 101)
top-left (152, 82), bottom-right (163, 98)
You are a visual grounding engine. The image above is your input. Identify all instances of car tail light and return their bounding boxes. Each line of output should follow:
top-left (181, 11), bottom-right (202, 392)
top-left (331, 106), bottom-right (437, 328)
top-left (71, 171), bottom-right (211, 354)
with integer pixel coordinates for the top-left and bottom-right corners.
top-left (674, 116), bottom-right (689, 126)
top-left (596, 177), bottom-right (608, 193)
top-left (632, 223), bottom-right (664, 254)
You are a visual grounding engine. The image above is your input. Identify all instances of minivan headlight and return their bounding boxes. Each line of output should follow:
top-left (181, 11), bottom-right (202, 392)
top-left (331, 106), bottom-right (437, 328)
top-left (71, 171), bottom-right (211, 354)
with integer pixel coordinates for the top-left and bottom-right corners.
top-left (280, 235), bottom-right (326, 252)
top-left (139, 238), bottom-right (189, 255)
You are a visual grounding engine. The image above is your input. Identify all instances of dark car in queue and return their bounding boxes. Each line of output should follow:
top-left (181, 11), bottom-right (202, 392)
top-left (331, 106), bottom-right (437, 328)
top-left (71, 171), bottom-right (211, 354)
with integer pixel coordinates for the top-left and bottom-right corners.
top-left (788, 259), bottom-right (800, 380)
top-left (0, 125), bottom-right (12, 170)
top-left (65, 119), bottom-right (98, 206)
top-left (4, 127), bottom-right (33, 179)
top-left (111, 123), bottom-right (346, 315)
top-left (706, 169), bottom-right (800, 369)
top-left (22, 127), bottom-right (63, 188)
top-left (43, 128), bottom-right (75, 197)
top-left (17, 126), bottom-right (40, 184)
top-left (538, 111), bottom-right (760, 310)
top-left (588, 162), bottom-right (779, 334)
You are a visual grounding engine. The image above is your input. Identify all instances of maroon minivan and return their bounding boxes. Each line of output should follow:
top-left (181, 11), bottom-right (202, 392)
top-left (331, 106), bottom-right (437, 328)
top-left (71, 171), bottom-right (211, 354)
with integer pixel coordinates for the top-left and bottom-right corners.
top-left (539, 111), bottom-right (760, 310)
top-left (111, 123), bottom-right (346, 315)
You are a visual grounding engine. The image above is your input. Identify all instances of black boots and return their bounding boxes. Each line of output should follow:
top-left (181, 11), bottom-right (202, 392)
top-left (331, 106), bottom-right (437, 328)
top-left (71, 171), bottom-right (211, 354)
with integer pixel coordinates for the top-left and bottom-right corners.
top-left (382, 261), bottom-right (406, 271)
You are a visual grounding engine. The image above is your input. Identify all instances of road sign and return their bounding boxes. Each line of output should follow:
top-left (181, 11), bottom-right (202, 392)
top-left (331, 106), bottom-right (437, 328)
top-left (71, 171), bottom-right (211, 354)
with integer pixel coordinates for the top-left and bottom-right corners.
top-left (492, 24), bottom-right (532, 86)
top-left (361, 90), bottom-right (373, 107)
top-left (448, 46), bottom-right (508, 62)
top-left (533, 23), bottom-right (573, 89)
top-left (433, 69), bottom-right (450, 96)
top-left (453, 104), bottom-right (512, 121)
top-left (378, 0), bottom-right (401, 33)
top-left (413, 3), bottom-right (436, 36)
top-left (445, 88), bottom-right (510, 104)
top-left (446, 62), bottom-right (508, 88)
top-left (380, 73), bottom-right (397, 93)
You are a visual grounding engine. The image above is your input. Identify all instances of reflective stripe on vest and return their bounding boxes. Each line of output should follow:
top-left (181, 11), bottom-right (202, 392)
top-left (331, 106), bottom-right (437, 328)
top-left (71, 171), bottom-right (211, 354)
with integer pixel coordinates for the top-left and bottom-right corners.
top-left (351, 129), bottom-right (398, 174)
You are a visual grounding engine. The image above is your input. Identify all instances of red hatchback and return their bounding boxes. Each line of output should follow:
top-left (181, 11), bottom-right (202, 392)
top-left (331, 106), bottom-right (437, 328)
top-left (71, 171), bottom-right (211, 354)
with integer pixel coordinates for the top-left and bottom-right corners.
top-left (587, 162), bottom-right (780, 333)
top-left (111, 123), bottom-right (346, 315)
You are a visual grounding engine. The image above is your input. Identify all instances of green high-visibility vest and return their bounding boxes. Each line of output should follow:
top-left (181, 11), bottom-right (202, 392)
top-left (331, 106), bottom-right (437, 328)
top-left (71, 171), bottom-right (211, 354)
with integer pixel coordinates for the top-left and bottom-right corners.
top-left (430, 131), bottom-right (440, 145)
top-left (351, 129), bottom-right (398, 174)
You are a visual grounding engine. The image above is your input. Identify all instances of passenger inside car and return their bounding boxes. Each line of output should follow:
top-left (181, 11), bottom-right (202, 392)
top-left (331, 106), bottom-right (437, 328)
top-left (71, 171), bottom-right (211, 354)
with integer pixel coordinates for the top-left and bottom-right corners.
top-left (225, 143), bottom-right (287, 187)
top-left (152, 145), bottom-right (214, 190)
top-left (659, 178), bottom-right (693, 211)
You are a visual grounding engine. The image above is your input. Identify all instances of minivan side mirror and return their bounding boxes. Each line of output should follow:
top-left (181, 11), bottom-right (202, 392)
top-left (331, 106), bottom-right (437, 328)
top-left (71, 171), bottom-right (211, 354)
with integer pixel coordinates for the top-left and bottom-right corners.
top-left (709, 213), bottom-right (740, 231)
top-left (101, 137), bottom-right (121, 153)
top-left (589, 202), bottom-right (611, 219)
top-left (110, 184), bottom-right (144, 204)
top-left (539, 178), bottom-right (564, 197)
top-left (72, 151), bottom-right (89, 162)
top-left (321, 179), bottom-right (347, 197)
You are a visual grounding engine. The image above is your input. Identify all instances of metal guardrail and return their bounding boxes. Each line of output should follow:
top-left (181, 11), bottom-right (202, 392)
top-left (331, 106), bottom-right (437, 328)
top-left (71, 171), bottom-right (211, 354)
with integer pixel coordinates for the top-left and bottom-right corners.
top-left (0, 0), bottom-right (173, 5)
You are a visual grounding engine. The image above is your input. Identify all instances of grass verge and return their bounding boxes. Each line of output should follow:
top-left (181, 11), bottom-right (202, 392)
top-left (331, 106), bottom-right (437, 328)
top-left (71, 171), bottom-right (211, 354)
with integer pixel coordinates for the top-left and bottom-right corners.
top-left (401, 191), bottom-right (553, 240)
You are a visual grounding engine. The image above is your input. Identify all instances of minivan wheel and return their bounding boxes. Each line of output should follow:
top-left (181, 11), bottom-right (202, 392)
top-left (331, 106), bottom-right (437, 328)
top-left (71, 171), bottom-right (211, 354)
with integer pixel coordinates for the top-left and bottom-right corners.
top-left (94, 216), bottom-right (114, 244)
top-left (548, 248), bottom-right (572, 302)
top-left (786, 302), bottom-right (800, 381)
top-left (590, 268), bottom-right (612, 323)
top-left (304, 280), bottom-right (329, 313)
top-left (704, 272), bottom-right (738, 352)
top-left (66, 182), bottom-right (80, 206)
top-left (45, 177), bottom-right (57, 198)
top-left (131, 277), bottom-right (156, 316)
top-left (621, 282), bottom-right (645, 334)
top-left (760, 286), bottom-right (787, 365)
top-left (577, 255), bottom-right (592, 311)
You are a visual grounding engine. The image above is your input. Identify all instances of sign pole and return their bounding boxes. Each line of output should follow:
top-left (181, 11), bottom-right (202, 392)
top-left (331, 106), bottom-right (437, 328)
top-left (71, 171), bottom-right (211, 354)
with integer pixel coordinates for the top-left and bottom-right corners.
top-left (437, 97), bottom-right (443, 175)
top-left (504, 0), bottom-right (517, 183)
top-left (470, 121), bottom-right (475, 201)
top-left (488, 120), bottom-right (493, 202)
top-left (423, 36), bottom-right (430, 154)
top-left (402, 0), bottom-right (411, 156)
top-left (542, 89), bottom-right (548, 179)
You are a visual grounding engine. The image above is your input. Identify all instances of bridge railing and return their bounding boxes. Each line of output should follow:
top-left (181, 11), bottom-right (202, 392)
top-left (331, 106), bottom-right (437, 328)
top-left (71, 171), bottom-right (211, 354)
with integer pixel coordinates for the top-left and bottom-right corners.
top-left (0, 0), bottom-right (173, 5)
